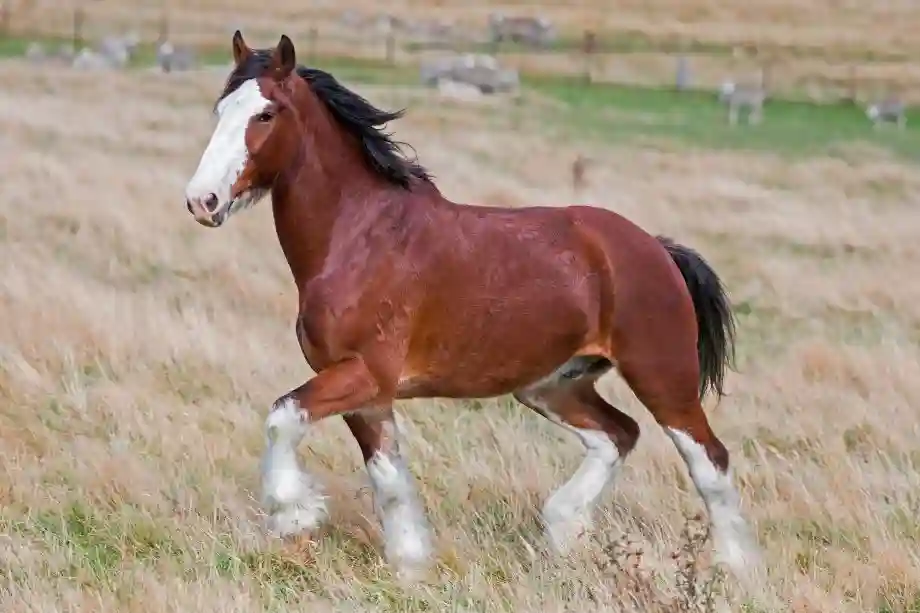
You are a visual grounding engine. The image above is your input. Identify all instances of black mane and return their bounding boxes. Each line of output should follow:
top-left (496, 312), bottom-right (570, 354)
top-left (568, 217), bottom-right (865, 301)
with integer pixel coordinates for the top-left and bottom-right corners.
top-left (217, 49), bottom-right (431, 189)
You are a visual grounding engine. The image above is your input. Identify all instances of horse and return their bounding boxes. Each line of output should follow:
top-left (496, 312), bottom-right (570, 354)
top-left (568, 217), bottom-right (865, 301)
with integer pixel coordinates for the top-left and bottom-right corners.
top-left (182, 30), bottom-right (761, 581)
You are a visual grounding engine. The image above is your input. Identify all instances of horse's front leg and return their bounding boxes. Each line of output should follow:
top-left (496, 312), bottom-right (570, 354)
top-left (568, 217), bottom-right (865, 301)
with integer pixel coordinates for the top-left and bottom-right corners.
top-left (260, 357), bottom-right (386, 542)
top-left (344, 410), bottom-right (433, 580)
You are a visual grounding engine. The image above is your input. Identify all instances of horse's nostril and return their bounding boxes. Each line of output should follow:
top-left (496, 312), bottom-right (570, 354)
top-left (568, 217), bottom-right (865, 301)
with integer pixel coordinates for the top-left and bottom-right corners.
top-left (186, 194), bottom-right (221, 219)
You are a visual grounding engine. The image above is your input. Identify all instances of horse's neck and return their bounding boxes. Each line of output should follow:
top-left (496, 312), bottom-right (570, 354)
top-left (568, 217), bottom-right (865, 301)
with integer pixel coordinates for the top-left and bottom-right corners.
top-left (271, 166), bottom-right (405, 289)
top-left (272, 91), bottom-right (440, 288)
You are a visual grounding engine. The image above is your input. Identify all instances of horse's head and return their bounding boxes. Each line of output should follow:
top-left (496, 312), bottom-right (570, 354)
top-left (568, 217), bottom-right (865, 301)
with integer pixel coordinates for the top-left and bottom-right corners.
top-left (184, 31), bottom-right (304, 228)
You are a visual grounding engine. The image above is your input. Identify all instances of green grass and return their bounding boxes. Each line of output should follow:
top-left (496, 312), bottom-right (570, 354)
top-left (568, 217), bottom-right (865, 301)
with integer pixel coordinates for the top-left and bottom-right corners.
top-left (0, 32), bottom-right (417, 82)
top-left (6, 503), bottom-right (183, 587)
top-left (130, 44), bottom-right (229, 69)
top-left (405, 28), bottom-right (912, 62)
top-left (0, 32), bottom-right (229, 66)
top-left (404, 32), bottom-right (737, 56)
top-left (301, 58), bottom-right (918, 163)
top-left (308, 55), bottom-right (418, 85)
top-left (3, 32), bottom-right (916, 160)
top-left (526, 74), bottom-right (920, 160)
top-left (0, 32), bottom-right (72, 56)
top-left (299, 52), bottom-right (920, 162)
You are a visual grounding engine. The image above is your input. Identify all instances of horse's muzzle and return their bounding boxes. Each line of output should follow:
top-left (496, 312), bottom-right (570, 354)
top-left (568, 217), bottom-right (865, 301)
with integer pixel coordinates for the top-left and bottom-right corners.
top-left (186, 193), bottom-right (225, 227)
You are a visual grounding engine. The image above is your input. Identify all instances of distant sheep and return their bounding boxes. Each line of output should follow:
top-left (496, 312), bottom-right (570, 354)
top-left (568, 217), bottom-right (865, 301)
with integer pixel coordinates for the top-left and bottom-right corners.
top-left (156, 41), bottom-right (198, 73)
top-left (488, 13), bottom-right (556, 48)
top-left (24, 42), bottom-right (75, 64)
top-left (95, 32), bottom-right (140, 68)
top-left (866, 97), bottom-right (907, 129)
top-left (719, 80), bottom-right (766, 126)
top-left (72, 48), bottom-right (116, 71)
top-left (420, 53), bottom-right (519, 94)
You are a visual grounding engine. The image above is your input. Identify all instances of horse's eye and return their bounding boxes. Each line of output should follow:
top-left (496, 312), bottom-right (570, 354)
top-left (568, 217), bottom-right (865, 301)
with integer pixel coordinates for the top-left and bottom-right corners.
top-left (255, 111), bottom-right (274, 123)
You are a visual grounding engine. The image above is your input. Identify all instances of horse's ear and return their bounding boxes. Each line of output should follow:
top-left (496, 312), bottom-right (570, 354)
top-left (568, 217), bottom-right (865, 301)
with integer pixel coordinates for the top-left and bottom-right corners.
top-left (270, 34), bottom-right (296, 81)
top-left (232, 29), bottom-right (251, 65)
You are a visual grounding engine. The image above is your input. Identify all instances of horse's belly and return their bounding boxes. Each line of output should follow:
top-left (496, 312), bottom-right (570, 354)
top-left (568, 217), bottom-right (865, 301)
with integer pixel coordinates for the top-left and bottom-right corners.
top-left (394, 368), bottom-right (542, 399)
top-left (398, 312), bottom-right (589, 399)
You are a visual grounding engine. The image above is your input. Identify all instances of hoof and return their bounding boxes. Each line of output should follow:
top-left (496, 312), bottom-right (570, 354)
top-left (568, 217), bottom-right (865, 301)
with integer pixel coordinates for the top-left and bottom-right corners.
top-left (266, 501), bottom-right (327, 539)
top-left (713, 526), bottom-right (764, 587)
top-left (543, 511), bottom-right (593, 556)
top-left (383, 528), bottom-right (434, 583)
top-left (392, 560), bottom-right (432, 586)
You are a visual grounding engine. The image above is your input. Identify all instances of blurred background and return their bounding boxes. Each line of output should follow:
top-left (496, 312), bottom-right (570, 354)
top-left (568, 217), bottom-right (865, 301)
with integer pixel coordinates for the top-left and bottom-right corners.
top-left (5, 0), bottom-right (919, 156)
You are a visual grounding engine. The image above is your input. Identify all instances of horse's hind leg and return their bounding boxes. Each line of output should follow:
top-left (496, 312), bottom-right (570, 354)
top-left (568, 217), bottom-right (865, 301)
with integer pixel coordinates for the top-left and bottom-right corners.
top-left (513, 357), bottom-right (640, 553)
top-left (618, 356), bottom-right (760, 575)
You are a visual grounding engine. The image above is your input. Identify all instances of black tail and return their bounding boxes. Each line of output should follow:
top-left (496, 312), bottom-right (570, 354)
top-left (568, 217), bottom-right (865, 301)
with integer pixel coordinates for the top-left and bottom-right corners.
top-left (657, 236), bottom-right (737, 401)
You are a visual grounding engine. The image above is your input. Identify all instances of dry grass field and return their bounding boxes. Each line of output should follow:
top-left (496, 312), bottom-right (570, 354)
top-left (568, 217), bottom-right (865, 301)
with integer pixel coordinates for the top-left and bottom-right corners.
top-left (1, 43), bottom-right (920, 612)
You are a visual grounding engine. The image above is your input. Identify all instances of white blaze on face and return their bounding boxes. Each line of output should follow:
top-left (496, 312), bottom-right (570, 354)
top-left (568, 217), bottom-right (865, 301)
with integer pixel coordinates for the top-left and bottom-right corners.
top-left (185, 79), bottom-right (269, 209)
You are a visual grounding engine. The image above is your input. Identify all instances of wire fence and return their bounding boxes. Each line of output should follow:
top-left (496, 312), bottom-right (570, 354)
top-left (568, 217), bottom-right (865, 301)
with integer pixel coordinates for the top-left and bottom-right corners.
top-left (2, 3), bottom-right (919, 105)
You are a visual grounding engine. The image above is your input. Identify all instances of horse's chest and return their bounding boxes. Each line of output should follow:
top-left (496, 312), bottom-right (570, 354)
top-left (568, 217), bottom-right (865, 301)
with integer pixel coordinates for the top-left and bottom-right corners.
top-left (292, 281), bottom-right (387, 369)
top-left (294, 300), bottom-right (347, 366)
top-left (294, 313), bottom-right (330, 371)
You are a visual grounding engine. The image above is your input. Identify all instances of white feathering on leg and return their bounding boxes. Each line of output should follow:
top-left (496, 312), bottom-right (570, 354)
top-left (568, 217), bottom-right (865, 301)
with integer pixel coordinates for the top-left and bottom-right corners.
top-left (366, 447), bottom-right (432, 578)
top-left (260, 397), bottom-right (327, 537)
top-left (666, 428), bottom-right (761, 574)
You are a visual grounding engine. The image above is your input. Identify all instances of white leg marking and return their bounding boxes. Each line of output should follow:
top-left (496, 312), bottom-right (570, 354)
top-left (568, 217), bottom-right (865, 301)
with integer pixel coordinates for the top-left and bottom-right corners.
top-left (185, 79), bottom-right (269, 208)
top-left (666, 428), bottom-right (761, 573)
top-left (260, 397), bottom-right (327, 537)
top-left (366, 447), bottom-right (432, 577)
top-left (543, 427), bottom-right (622, 554)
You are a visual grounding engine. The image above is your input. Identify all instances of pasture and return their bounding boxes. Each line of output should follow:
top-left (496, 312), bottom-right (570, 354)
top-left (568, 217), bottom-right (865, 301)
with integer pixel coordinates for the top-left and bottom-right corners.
top-left (1, 21), bottom-right (920, 613)
top-left (7, 0), bottom-right (920, 103)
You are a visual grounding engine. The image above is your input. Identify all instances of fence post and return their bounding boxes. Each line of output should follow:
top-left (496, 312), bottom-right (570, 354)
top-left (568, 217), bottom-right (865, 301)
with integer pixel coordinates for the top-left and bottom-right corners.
top-left (488, 21), bottom-right (501, 56)
top-left (72, 5), bottom-right (85, 51)
top-left (0, 1), bottom-right (11, 36)
top-left (675, 54), bottom-right (690, 91)
top-left (761, 54), bottom-right (774, 98)
top-left (157, 9), bottom-right (169, 44)
top-left (511, 91), bottom-right (523, 130)
top-left (581, 29), bottom-right (596, 84)
top-left (307, 26), bottom-right (318, 63)
top-left (385, 30), bottom-right (396, 64)
top-left (847, 64), bottom-right (858, 105)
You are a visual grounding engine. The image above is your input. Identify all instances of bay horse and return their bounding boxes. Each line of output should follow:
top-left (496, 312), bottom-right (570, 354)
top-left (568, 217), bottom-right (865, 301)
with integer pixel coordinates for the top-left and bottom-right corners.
top-left (183, 31), bottom-right (761, 580)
